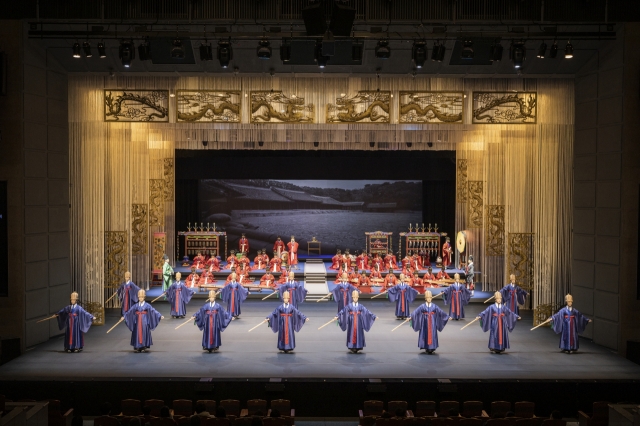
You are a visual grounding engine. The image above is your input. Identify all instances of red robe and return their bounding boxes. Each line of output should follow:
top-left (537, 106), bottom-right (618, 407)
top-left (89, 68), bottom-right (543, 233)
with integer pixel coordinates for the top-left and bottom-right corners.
top-left (239, 237), bottom-right (250, 253)
top-left (260, 273), bottom-right (276, 287)
top-left (226, 255), bottom-right (237, 270)
top-left (278, 269), bottom-right (288, 284)
top-left (192, 255), bottom-right (205, 269)
top-left (401, 257), bottom-right (411, 271)
top-left (253, 255), bottom-right (265, 270)
top-left (269, 257), bottom-right (282, 273)
top-left (411, 255), bottom-right (423, 271)
top-left (384, 274), bottom-right (399, 287)
top-left (442, 242), bottom-right (452, 268)
top-left (198, 271), bottom-right (215, 287)
top-left (384, 254), bottom-right (397, 270)
top-left (261, 253), bottom-right (270, 265)
top-left (330, 254), bottom-right (341, 270)
top-left (239, 257), bottom-right (250, 271)
top-left (274, 240), bottom-right (285, 257)
top-left (423, 272), bottom-right (438, 288)
top-left (186, 272), bottom-right (200, 289)
top-left (206, 257), bottom-right (220, 272)
top-left (371, 257), bottom-right (384, 272)
top-left (356, 255), bottom-right (369, 271)
top-left (436, 270), bottom-right (451, 280)
top-left (287, 241), bottom-right (299, 265)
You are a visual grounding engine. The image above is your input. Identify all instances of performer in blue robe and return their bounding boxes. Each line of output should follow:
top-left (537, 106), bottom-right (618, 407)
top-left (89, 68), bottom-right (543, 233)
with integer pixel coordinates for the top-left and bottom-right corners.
top-left (442, 273), bottom-right (471, 320)
top-left (278, 271), bottom-right (308, 309)
top-left (124, 289), bottom-right (164, 352)
top-left (266, 290), bottom-right (309, 353)
top-left (220, 272), bottom-right (249, 318)
top-left (387, 277), bottom-right (419, 318)
top-left (332, 273), bottom-right (360, 314)
top-left (410, 290), bottom-right (451, 353)
top-left (477, 291), bottom-right (519, 353)
top-left (192, 290), bottom-right (233, 352)
top-left (551, 294), bottom-right (591, 353)
top-left (116, 271), bottom-right (140, 317)
top-left (499, 274), bottom-right (529, 316)
top-left (166, 272), bottom-right (195, 318)
top-left (336, 290), bottom-right (377, 353)
top-left (56, 292), bottom-right (95, 352)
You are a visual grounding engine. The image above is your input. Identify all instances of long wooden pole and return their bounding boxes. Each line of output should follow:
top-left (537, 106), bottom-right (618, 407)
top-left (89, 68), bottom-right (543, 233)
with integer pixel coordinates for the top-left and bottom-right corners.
top-left (391, 318), bottom-right (410, 332)
top-left (105, 292), bottom-right (118, 304)
top-left (248, 319), bottom-right (268, 332)
top-left (106, 317), bottom-right (125, 333)
top-left (175, 317), bottom-right (195, 330)
top-left (371, 290), bottom-right (388, 299)
top-left (36, 314), bottom-right (57, 323)
top-left (318, 317), bottom-right (337, 330)
top-left (316, 292), bottom-right (332, 302)
top-left (262, 291), bottom-right (279, 301)
top-left (150, 292), bottom-right (167, 303)
top-left (530, 317), bottom-right (552, 331)
top-left (460, 317), bottom-right (479, 330)
top-left (484, 295), bottom-right (495, 304)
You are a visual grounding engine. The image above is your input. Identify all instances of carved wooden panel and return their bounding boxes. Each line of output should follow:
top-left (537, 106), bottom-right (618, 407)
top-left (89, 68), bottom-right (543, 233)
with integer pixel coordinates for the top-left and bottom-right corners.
top-left (485, 205), bottom-right (505, 256)
top-left (326, 91), bottom-right (390, 123)
top-left (176, 90), bottom-right (241, 122)
top-left (163, 158), bottom-right (174, 202)
top-left (84, 301), bottom-right (105, 326)
top-left (472, 92), bottom-right (537, 124)
top-left (149, 179), bottom-right (165, 227)
top-left (104, 231), bottom-right (127, 292)
top-left (250, 91), bottom-right (314, 123)
top-left (104, 90), bottom-right (169, 122)
top-left (508, 233), bottom-right (534, 292)
top-left (131, 204), bottom-right (148, 255)
top-left (457, 159), bottom-right (468, 203)
top-left (467, 181), bottom-right (483, 228)
top-left (399, 91), bottom-right (463, 124)
top-left (153, 232), bottom-right (166, 272)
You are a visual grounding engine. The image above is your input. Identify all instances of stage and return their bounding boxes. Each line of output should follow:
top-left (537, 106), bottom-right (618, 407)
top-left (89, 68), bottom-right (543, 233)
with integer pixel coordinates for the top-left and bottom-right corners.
top-left (2, 300), bottom-right (639, 381)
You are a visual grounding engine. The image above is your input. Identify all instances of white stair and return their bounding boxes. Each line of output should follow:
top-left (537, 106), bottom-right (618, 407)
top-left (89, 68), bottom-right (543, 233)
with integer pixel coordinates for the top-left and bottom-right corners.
top-left (304, 259), bottom-right (330, 301)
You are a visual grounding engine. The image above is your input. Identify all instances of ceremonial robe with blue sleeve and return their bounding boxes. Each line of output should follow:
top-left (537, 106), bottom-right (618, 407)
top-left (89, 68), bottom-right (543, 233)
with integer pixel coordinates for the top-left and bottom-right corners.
top-left (220, 281), bottom-right (249, 317)
top-left (117, 281), bottom-right (140, 317)
top-left (478, 303), bottom-right (518, 351)
top-left (386, 283), bottom-right (418, 318)
top-left (124, 302), bottom-right (162, 349)
top-left (499, 283), bottom-right (528, 316)
top-left (56, 304), bottom-right (94, 350)
top-left (267, 304), bottom-right (308, 351)
top-left (551, 306), bottom-right (590, 351)
top-left (332, 282), bottom-right (360, 314)
top-left (194, 301), bottom-right (232, 349)
top-left (442, 282), bottom-right (471, 319)
top-left (410, 303), bottom-right (449, 350)
top-left (337, 302), bottom-right (377, 349)
top-left (278, 281), bottom-right (308, 309)
top-left (166, 281), bottom-right (195, 316)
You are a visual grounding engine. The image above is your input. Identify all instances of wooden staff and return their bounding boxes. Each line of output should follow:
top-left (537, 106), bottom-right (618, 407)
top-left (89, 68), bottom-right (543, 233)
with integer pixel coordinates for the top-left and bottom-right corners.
top-left (175, 317), bottom-right (196, 330)
top-left (262, 291), bottom-right (278, 301)
top-left (316, 292), bottom-right (333, 302)
top-left (432, 292), bottom-right (443, 299)
top-left (150, 292), bottom-right (167, 303)
top-left (105, 292), bottom-right (118, 304)
top-left (248, 319), bottom-right (268, 332)
top-left (391, 318), bottom-right (410, 332)
top-left (460, 317), bottom-right (480, 330)
top-left (36, 314), bottom-right (57, 323)
top-left (531, 317), bottom-right (552, 331)
top-left (371, 290), bottom-right (388, 299)
top-left (106, 317), bottom-right (125, 333)
top-left (484, 295), bottom-right (495, 304)
top-left (318, 317), bottom-right (338, 330)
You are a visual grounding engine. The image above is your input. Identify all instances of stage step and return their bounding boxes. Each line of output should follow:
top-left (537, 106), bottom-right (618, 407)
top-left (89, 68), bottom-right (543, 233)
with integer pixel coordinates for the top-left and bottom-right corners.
top-left (304, 259), bottom-right (329, 296)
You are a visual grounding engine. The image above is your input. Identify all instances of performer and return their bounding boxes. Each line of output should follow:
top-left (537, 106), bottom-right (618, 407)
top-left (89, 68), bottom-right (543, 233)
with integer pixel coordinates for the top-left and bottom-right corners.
top-left (116, 271), bottom-right (140, 317)
top-left (198, 268), bottom-right (215, 288)
top-left (419, 246), bottom-right (431, 268)
top-left (442, 238), bottom-right (452, 269)
top-left (226, 250), bottom-right (237, 271)
top-left (192, 251), bottom-right (206, 270)
top-left (384, 270), bottom-right (399, 287)
top-left (436, 268), bottom-right (451, 281)
top-left (442, 273), bottom-right (471, 320)
top-left (253, 251), bottom-right (265, 270)
top-left (411, 271), bottom-right (424, 293)
top-left (401, 252), bottom-right (412, 272)
top-left (186, 266), bottom-right (200, 289)
top-left (551, 294), bottom-right (591, 353)
top-left (423, 267), bottom-right (437, 288)
top-left (192, 290), bottom-right (233, 352)
top-left (410, 290), bottom-right (451, 354)
top-left (124, 289), bottom-right (164, 353)
top-left (499, 274), bottom-right (529, 316)
top-left (465, 255), bottom-right (475, 295)
top-left (331, 250), bottom-right (342, 270)
top-left (166, 272), bottom-right (195, 318)
top-left (335, 290), bottom-right (377, 353)
top-left (274, 236), bottom-right (285, 258)
top-left (269, 251), bottom-right (282, 273)
top-left (280, 250), bottom-right (289, 270)
top-left (239, 233), bottom-right (250, 254)
top-left (411, 252), bottom-right (423, 272)
top-left (387, 277), bottom-right (419, 319)
top-left (278, 271), bottom-right (308, 309)
top-left (277, 267), bottom-right (289, 284)
top-left (356, 251), bottom-right (369, 271)
top-left (384, 252), bottom-right (398, 270)
top-left (356, 270), bottom-right (371, 290)
top-left (220, 272), bottom-right (248, 318)
top-left (260, 271), bottom-right (276, 288)
top-left (476, 291), bottom-right (520, 353)
top-left (333, 273), bottom-right (360, 314)
top-left (162, 257), bottom-right (174, 292)
top-left (286, 236), bottom-right (299, 269)
top-left (56, 292), bottom-right (95, 352)
top-left (371, 254), bottom-right (384, 272)
top-left (205, 252), bottom-right (220, 272)
top-left (261, 249), bottom-right (270, 266)
top-left (267, 291), bottom-right (309, 353)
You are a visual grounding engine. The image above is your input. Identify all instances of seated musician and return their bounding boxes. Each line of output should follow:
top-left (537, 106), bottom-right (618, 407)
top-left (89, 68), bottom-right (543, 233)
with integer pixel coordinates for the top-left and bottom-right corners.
top-left (412, 271), bottom-right (423, 287)
top-left (192, 251), bottom-right (206, 270)
top-left (384, 270), bottom-right (399, 287)
top-left (260, 271), bottom-right (276, 288)
top-left (356, 251), bottom-right (369, 271)
top-left (261, 249), bottom-right (270, 266)
top-left (419, 247), bottom-right (432, 267)
top-left (269, 251), bottom-right (282, 273)
top-left (411, 252), bottom-right (423, 272)
top-left (226, 250), bottom-right (237, 270)
top-left (205, 252), bottom-right (220, 272)
top-left (342, 250), bottom-right (352, 272)
top-left (186, 266), bottom-right (200, 289)
top-left (403, 272), bottom-right (413, 286)
top-left (253, 251), bottom-right (265, 270)
top-left (436, 268), bottom-right (451, 280)
top-left (348, 269), bottom-right (359, 282)
top-left (239, 252), bottom-right (251, 270)
top-left (330, 250), bottom-right (342, 270)
top-left (278, 267), bottom-right (289, 284)
top-left (401, 252), bottom-right (412, 271)
top-left (357, 270), bottom-right (370, 286)
top-left (369, 268), bottom-right (382, 280)
top-left (384, 252), bottom-right (397, 270)
top-left (371, 254), bottom-right (384, 272)
top-left (199, 269), bottom-right (215, 288)
top-left (423, 267), bottom-right (438, 288)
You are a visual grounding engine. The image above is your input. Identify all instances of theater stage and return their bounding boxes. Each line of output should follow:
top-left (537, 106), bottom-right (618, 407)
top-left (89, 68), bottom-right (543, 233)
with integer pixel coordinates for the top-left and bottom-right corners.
top-left (2, 300), bottom-right (640, 381)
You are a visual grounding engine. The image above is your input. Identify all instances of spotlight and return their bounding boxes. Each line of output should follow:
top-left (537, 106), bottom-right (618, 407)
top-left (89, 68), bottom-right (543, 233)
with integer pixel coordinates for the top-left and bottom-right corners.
top-left (411, 40), bottom-right (427, 69)
top-left (118, 40), bottom-right (135, 68)
top-left (280, 39), bottom-right (291, 63)
top-left (257, 39), bottom-right (272, 60)
top-left (549, 41), bottom-right (558, 58)
top-left (315, 41), bottom-right (329, 68)
top-left (217, 40), bottom-right (233, 68)
top-left (431, 42), bottom-right (446, 62)
top-left (138, 40), bottom-right (151, 61)
top-left (258, 141), bottom-right (264, 147)
top-left (510, 41), bottom-right (526, 69)
top-left (313, 141), bottom-right (319, 147)
top-left (564, 41), bottom-right (573, 59)
top-left (72, 42), bottom-right (81, 58)
top-left (369, 142), bottom-right (375, 148)
top-left (171, 39), bottom-right (185, 59)
top-left (461, 40), bottom-right (473, 59)
top-left (375, 40), bottom-right (391, 59)
top-left (82, 42), bottom-right (92, 58)
top-left (199, 43), bottom-right (213, 61)
top-left (490, 41), bottom-right (503, 62)
top-left (536, 42), bottom-right (547, 58)
top-left (97, 42), bottom-right (106, 58)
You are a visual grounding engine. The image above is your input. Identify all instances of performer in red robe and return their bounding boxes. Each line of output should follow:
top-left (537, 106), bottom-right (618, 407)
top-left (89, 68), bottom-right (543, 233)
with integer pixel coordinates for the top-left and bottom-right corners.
top-left (356, 251), bottom-right (369, 271)
top-left (226, 251), bottom-right (237, 270)
top-left (253, 252), bottom-right (265, 270)
top-left (287, 236), bottom-right (299, 269)
top-left (198, 269), bottom-right (215, 288)
top-left (186, 267), bottom-right (200, 289)
top-left (192, 252), bottom-right (206, 270)
top-left (269, 252), bottom-right (282, 273)
top-left (401, 253), bottom-right (412, 271)
top-left (436, 268), bottom-right (451, 280)
top-left (412, 271), bottom-right (424, 288)
top-left (238, 252), bottom-right (251, 271)
top-left (205, 254), bottom-right (220, 272)
top-left (423, 267), bottom-right (438, 288)
top-left (331, 250), bottom-right (342, 270)
top-left (278, 267), bottom-right (289, 284)
top-left (411, 253), bottom-right (423, 272)
top-left (371, 254), bottom-right (383, 272)
top-left (384, 271), bottom-right (399, 288)
top-left (384, 253), bottom-right (396, 270)
top-left (442, 238), bottom-right (452, 269)
top-left (260, 271), bottom-right (276, 287)
top-left (238, 234), bottom-right (250, 254)
top-left (261, 249), bottom-right (270, 265)
top-left (274, 237), bottom-right (285, 258)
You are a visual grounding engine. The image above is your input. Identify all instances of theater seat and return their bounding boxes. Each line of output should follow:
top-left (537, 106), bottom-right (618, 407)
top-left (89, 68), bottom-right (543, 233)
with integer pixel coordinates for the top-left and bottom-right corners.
top-left (388, 401), bottom-right (410, 416)
top-left (360, 415), bottom-right (378, 426)
top-left (459, 419), bottom-right (483, 426)
top-left (462, 402), bottom-right (485, 418)
top-left (578, 402), bottom-right (609, 426)
top-left (197, 400), bottom-right (217, 414)
top-left (247, 399), bottom-right (267, 416)
top-left (360, 400), bottom-right (384, 418)
top-left (95, 416), bottom-right (120, 426)
top-left (541, 420), bottom-right (566, 426)
top-left (144, 400), bottom-right (165, 418)
top-left (415, 401), bottom-right (436, 417)
top-left (173, 400), bottom-right (193, 417)
top-left (439, 402), bottom-right (460, 417)
top-left (220, 400), bottom-right (241, 417)
top-left (271, 399), bottom-right (294, 418)
top-left (121, 399), bottom-right (142, 416)
top-left (491, 402), bottom-right (512, 417)
top-left (514, 402), bottom-right (535, 419)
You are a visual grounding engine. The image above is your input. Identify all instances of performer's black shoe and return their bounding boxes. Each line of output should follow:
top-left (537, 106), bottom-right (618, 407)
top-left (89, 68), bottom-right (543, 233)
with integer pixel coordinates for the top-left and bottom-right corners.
top-left (207, 349), bottom-right (212, 353)
top-left (66, 349), bottom-right (71, 353)
top-left (213, 347), bottom-right (219, 351)
top-left (426, 350), bottom-right (435, 354)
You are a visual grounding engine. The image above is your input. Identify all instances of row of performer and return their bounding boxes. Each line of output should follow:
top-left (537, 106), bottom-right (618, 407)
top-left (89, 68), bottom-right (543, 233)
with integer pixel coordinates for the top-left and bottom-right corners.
top-left (50, 272), bottom-right (590, 355)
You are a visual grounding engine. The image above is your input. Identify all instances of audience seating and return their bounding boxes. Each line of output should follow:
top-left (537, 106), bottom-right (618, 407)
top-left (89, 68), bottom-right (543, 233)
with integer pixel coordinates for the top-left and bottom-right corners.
top-left (177, 417), bottom-right (191, 426)
top-left (247, 399), bottom-right (267, 416)
top-left (271, 399), bottom-right (294, 418)
top-left (197, 400), bottom-right (217, 414)
top-left (360, 415), bottom-right (378, 426)
top-left (388, 418), bottom-right (406, 426)
top-left (262, 417), bottom-right (288, 426)
top-left (514, 402), bottom-right (535, 419)
top-left (144, 400), bottom-right (165, 417)
top-left (405, 418), bottom-right (429, 426)
top-left (515, 418), bottom-right (542, 426)
top-left (220, 400), bottom-right (241, 417)
top-left (462, 402), bottom-right (485, 418)
top-left (541, 421), bottom-right (567, 426)
top-left (415, 401), bottom-right (436, 417)
top-left (173, 400), bottom-right (193, 417)
top-left (360, 400), bottom-right (384, 418)
top-left (150, 418), bottom-right (177, 426)
top-left (388, 401), bottom-right (410, 416)
top-left (486, 420), bottom-right (511, 426)
top-left (203, 418), bottom-right (231, 426)
top-left (505, 417), bottom-right (522, 426)
top-left (578, 402), bottom-right (609, 426)
top-left (431, 417), bottom-right (451, 426)
top-left (48, 406), bottom-right (74, 426)
top-left (459, 419), bottom-right (484, 426)
top-left (233, 417), bottom-right (253, 426)
top-left (95, 416), bottom-right (121, 426)
top-left (122, 399), bottom-right (143, 416)
top-left (439, 402), bottom-right (461, 417)
top-left (491, 402), bottom-right (512, 417)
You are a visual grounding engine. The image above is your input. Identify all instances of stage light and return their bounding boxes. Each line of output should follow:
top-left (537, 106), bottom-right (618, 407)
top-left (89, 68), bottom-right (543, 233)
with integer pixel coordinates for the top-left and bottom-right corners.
top-left (490, 41), bottom-right (503, 62)
top-left (199, 42), bottom-right (213, 61)
top-left (257, 39), bottom-right (272, 60)
top-left (537, 42), bottom-right (547, 58)
top-left (171, 39), bottom-right (185, 59)
top-left (411, 40), bottom-right (427, 69)
top-left (72, 42), bottom-right (81, 58)
top-left (118, 40), bottom-right (135, 68)
top-left (97, 42), bottom-right (106, 58)
top-left (217, 40), bottom-right (233, 68)
top-left (375, 40), bottom-right (390, 59)
top-left (510, 41), bottom-right (526, 69)
top-left (202, 141), bottom-right (209, 147)
top-left (82, 42), bottom-right (92, 58)
top-left (564, 41), bottom-right (573, 58)
top-left (138, 40), bottom-right (151, 61)
top-left (549, 41), bottom-right (558, 58)
top-left (315, 41), bottom-right (329, 68)
top-left (461, 40), bottom-right (474, 59)
top-left (280, 39), bottom-right (291, 63)
top-left (431, 41), bottom-right (446, 62)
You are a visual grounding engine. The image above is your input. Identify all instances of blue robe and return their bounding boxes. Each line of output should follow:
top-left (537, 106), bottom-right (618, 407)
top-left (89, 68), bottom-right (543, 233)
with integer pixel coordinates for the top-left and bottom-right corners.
top-left (267, 304), bottom-right (308, 351)
top-left (332, 282), bottom-right (360, 314)
top-left (499, 284), bottom-right (528, 316)
top-left (116, 281), bottom-right (140, 317)
top-left (56, 304), bottom-right (94, 350)
top-left (220, 281), bottom-right (249, 317)
top-left (166, 281), bottom-right (195, 317)
top-left (278, 281), bottom-right (308, 309)
top-left (124, 302), bottom-right (162, 349)
top-left (442, 282), bottom-right (471, 319)
top-left (551, 306), bottom-right (590, 351)
top-left (387, 284), bottom-right (418, 318)
top-left (337, 303), bottom-right (377, 349)
top-left (410, 303), bottom-right (449, 350)
top-left (478, 304), bottom-right (518, 351)
top-left (194, 302), bottom-right (232, 350)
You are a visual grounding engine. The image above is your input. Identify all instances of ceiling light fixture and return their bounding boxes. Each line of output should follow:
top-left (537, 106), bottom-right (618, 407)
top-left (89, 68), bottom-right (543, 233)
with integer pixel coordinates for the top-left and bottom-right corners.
top-left (257, 39), bottom-right (272, 60)
top-left (549, 41), bottom-right (559, 58)
top-left (118, 40), bottom-right (135, 68)
top-left (509, 41), bottom-right (526, 69)
top-left (490, 41), bottom-right (503, 62)
top-left (564, 41), bottom-right (573, 59)
top-left (72, 42), bottom-right (81, 58)
top-left (461, 40), bottom-right (474, 59)
top-left (411, 40), bottom-right (427, 69)
top-left (217, 40), bottom-right (233, 68)
top-left (138, 40), bottom-right (151, 61)
top-left (199, 42), bottom-right (213, 61)
top-left (171, 39), bottom-right (185, 59)
top-left (280, 39), bottom-right (291, 63)
top-left (97, 42), bottom-right (106, 58)
top-left (537, 41), bottom-right (547, 58)
top-left (315, 40), bottom-right (329, 68)
top-left (82, 42), bottom-right (92, 58)
top-left (375, 40), bottom-right (391, 59)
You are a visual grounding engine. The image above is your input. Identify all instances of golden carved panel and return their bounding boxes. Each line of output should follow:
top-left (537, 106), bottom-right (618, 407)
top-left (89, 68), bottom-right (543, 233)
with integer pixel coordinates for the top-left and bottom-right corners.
top-left (472, 92), bottom-right (537, 124)
top-left (163, 158), bottom-right (174, 202)
top-left (457, 159), bottom-right (468, 203)
top-left (508, 232), bottom-right (534, 292)
top-left (326, 91), bottom-right (390, 123)
top-left (176, 90), bottom-right (241, 123)
top-left (250, 91), bottom-right (314, 123)
top-left (485, 205), bottom-right (505, 256)
top-left (84, 301), bottom-right (105, 326)
top-left (533, 303), bottom-right (557, 326)
top-left (149, 179), bottom-right (165, 227)
top-left (131, 204), bottom-right (148, 255)
top-left (467, 181), bottom-right (483, 228)
top-left (399, 91), bottom-right (463, 124)
top-left (153, 232), bottom-right (166, 272)
top-left (104, 231), bottom-right (127, 292)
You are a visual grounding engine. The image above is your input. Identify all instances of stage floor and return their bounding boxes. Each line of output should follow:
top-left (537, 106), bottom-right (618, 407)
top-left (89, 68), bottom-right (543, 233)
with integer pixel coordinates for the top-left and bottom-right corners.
top-left (3, 301), bottom-right (640, 381)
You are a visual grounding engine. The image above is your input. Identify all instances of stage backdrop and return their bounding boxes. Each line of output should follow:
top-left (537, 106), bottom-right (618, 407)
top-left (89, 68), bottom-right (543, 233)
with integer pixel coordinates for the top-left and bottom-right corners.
top-left (68, 76), bottom-right (573, 318)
